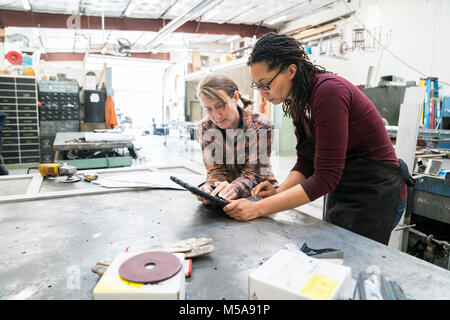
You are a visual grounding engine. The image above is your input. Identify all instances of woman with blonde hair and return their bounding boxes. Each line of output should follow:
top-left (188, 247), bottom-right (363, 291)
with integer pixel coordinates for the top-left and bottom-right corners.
top-left (195, 74), bottom-right (277, 205)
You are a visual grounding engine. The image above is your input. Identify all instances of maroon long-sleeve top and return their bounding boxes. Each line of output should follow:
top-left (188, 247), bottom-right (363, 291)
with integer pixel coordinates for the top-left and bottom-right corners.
top-left (292, 73), bottom-right (407, 202)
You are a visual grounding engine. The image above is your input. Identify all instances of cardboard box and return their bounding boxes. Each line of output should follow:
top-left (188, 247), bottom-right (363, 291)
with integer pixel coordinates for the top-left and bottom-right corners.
top-left (93, 251), bottom-right (185, 300)
top-left (249, 249), bottom-right (351, 300)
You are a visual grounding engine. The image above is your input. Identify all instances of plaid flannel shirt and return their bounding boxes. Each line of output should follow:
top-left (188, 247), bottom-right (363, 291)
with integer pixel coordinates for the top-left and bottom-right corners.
top-left (197, 107), bottom-right (278, 198)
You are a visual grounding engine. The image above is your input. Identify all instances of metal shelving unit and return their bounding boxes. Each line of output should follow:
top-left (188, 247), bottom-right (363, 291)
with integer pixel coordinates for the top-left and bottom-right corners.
top-left (0, 75), bottom-right (40, 169)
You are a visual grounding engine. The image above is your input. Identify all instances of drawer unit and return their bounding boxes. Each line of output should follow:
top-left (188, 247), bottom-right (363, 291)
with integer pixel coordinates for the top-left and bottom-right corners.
top-left (19, 118), bottom-right (38, 124)
top-left (38, 80), bottom-right (79, 93)
top-left (40, 135), bottom-right (55, 149)
top-left (18, 104), bottom-right (37, 111)
top-left (40, 120), bottom-right (79, 136)
top-left (20, 137), bottom-right (39, 144)
top-left (39, 135), bottom-right (56, 163)
top-left (3, 124), bottom-right (18, 131)
top-left (38, 81), bottom-right (80, 121)
top-left (3, 137), bottom-right (39, 147)
top-left (40, 151), bottom-right (54, 163)
top-left (6, 117), bottom-right (38, 125)
top-left (0, 104), bottom-right (17, 111)
top-left (20, 131), bottom-right (38, 138)
top-left (19, 124), bottom-right (38, 131)
top-left (39, 105), bottom-right (79, 121)
top-left (5, 117), bottom-right (17, 125)
top-left (0, 75), bottom-right (40, 165)
top-left (3, 145), bottom-right (19, 152)
top-left (3, 137), bottom-right (19, 145)
top-left (18, 110), bottom-right (38, 118)
top-left (0, 97), bottom-right (16, 104)
top-left (2, 131), bottom-right (18, 138)
top-left (21, 157), bottom-right (40, 163)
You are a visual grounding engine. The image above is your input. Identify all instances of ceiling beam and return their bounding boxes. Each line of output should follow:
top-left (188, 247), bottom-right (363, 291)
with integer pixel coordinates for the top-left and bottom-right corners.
top-left (40, 51), bottom-right (170, 62)
top-left (0, 10), bottom-right (274, 37)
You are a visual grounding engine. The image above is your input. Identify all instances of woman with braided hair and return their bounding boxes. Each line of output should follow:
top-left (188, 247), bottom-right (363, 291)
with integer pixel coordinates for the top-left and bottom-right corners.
top-left (223, 33), bottom-right (408, 245)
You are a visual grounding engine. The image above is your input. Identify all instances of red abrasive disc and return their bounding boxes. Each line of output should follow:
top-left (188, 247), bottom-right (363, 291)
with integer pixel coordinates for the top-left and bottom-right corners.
top-left (119, 251), bottom-right (182, 284)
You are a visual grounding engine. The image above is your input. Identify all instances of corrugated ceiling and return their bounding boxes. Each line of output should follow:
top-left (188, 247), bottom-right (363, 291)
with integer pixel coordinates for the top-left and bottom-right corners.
top-left (0, 0), bottom-right (338, 55)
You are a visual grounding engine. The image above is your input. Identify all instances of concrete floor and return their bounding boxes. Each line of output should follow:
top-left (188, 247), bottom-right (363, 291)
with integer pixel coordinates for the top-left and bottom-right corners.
top-left (7, 130), bottom-right (324, 220)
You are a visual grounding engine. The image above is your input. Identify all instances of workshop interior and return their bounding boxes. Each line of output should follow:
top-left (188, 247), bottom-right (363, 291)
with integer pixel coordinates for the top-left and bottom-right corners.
top-left (0, 0), bottom-right (449, 303)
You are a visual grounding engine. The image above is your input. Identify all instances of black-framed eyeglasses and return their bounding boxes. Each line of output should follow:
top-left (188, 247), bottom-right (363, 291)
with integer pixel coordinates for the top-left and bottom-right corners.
top-left (250, 68), bottom-right (283, 91)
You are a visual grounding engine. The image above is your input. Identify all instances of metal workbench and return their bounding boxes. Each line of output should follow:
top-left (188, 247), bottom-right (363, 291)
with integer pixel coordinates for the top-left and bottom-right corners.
top-left (400, 158), bottom-right (450, 269)
top-left (53, 132), bottom-right (135, 151)
top-left (1, 182), bottom-right (450, 300)
top-left (52, 132), bottom-right (135, 169)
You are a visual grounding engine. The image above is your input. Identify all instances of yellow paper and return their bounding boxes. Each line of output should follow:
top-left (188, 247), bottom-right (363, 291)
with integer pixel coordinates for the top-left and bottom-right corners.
top-left (299, 274), bottom-right (338, 300)
top-left (94, 275), bottom-right (142, 293)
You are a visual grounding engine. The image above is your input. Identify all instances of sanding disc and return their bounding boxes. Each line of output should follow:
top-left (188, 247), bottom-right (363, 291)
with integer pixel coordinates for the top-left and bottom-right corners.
top-left (119, 251), bottom-right (182, 283)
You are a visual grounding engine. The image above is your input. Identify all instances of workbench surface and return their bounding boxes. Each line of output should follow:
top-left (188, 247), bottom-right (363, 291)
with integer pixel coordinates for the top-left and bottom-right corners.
top-left (53, 132), bottom-right (134, 151)
top-left (1, 188), bottom-right (449, 300)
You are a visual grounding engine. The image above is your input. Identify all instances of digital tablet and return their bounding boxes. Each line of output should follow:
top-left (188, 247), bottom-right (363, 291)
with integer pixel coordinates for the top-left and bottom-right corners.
top-left (170, 176), bottom-right (228, 208)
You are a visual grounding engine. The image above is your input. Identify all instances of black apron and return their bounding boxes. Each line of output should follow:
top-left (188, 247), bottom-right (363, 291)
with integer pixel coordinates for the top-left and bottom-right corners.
top-left (296, 124), bottom-right (402, 245)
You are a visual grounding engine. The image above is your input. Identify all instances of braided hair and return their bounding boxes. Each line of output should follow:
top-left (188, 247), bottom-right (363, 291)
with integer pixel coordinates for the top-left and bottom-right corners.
top-left (247, 32), bottom-right (331, 124)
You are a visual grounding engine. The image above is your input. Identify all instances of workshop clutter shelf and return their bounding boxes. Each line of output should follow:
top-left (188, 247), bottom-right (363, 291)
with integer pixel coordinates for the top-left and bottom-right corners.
top-left (420, 77), bottom-right (441, 130)
top-left (53, 132), bottom-right (135, 170)
top-left (0, 75), bottom-right (40, 167)
top-left (38, 80), bottom-right (81, 163)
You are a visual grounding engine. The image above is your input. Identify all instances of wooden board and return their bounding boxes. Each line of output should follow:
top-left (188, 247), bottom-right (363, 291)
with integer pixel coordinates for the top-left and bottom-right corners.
top-left (285, 24), bottom-right (314, 36)
top-left (292, 24), bottom-right (337, 40)
top-left (285, 11), bottom-right (354, 36)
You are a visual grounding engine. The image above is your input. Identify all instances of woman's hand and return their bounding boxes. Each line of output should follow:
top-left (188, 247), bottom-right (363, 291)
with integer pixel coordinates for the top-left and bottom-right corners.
top-left (195, 184), bottom-right (214, 205)
top-left (223, 198), bottom-right (264, 221)
top-left (211, 181), bottom-right (238, 200)
top-left (251, 181), bottom-right (277, 199)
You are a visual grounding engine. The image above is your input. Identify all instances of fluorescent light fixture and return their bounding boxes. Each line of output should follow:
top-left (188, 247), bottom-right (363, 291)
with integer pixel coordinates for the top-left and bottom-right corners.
top-left (226, 35), bottom-right (240, 43)
top-left (142, 0), bottom-right (222, 50)
top-left (124, 1), bottom-right (136, 16)
top-left (21, 0), bottom-right (31, 11)
top-left (267, 15), bottom-right (287, 25)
